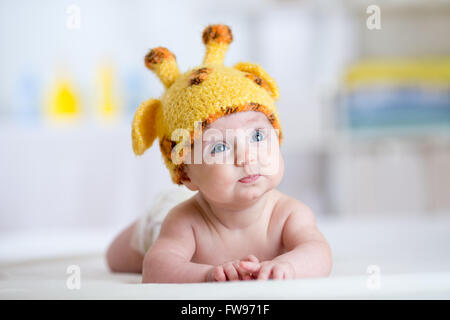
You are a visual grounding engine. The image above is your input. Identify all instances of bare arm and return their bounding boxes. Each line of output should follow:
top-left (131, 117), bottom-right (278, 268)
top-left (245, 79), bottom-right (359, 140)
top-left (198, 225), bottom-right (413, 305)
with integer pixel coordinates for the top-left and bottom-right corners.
top-left (141, 209), bottom-right (212, 283)
top-left (273, 205), bottom-right (333, 278)
top-left (240, 204), bottom-right (332, 280)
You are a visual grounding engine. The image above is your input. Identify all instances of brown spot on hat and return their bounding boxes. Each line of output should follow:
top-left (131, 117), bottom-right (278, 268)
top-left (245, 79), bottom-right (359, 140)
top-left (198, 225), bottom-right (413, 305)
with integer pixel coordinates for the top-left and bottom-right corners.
top-left (202, 25), bottom-right (233, 45)
top-left (145, 47), bottom-right (176, 70)
top-left (188, 67), bottom-right (213, 86)
top-left (245, 74), bottom-right (271, 92)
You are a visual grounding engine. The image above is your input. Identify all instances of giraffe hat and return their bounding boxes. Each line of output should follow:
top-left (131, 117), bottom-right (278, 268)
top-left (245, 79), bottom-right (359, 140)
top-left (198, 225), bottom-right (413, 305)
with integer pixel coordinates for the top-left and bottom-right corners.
top-left (132, 24), bottom-right (283, 184)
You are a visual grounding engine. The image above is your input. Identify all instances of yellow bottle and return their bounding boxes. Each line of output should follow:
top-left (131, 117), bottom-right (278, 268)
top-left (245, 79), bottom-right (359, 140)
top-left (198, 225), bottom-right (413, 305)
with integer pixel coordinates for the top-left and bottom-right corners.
top-left (46, 74), bottom-right (81, 123)
top-left (96, 64), bottom-right (121, 123)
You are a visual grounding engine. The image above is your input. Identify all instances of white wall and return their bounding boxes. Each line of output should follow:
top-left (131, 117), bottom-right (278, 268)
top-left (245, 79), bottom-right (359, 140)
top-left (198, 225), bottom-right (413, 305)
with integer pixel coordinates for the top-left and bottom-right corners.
top-left (2, 0), bottom-right (447, 232)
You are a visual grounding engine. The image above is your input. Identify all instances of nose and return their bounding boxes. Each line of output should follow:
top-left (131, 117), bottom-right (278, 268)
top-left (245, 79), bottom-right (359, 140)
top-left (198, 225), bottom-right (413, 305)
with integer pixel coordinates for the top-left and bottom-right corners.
top-left (234, 138), bottom-right (256, 167)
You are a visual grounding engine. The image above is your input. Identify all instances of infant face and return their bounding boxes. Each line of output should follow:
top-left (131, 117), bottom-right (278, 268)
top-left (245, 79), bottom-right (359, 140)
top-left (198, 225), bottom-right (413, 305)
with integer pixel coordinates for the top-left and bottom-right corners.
top-left (182, 111), bottom-right (284, 204)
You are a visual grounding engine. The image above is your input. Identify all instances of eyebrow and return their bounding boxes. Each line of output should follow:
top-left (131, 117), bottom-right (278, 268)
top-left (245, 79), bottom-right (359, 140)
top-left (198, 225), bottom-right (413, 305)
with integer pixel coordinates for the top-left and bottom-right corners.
top-left (202, 126), bottom-right (267, 144)
top-left (245, 115), bottom-right (266, 124)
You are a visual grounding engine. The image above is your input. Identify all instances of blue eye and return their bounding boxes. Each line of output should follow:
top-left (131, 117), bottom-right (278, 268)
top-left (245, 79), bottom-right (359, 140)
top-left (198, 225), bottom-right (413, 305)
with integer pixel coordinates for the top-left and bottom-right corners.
top-left (251, 129), bottom-right (265, 142)
top-left (211, 143), bottom-right (228, 154)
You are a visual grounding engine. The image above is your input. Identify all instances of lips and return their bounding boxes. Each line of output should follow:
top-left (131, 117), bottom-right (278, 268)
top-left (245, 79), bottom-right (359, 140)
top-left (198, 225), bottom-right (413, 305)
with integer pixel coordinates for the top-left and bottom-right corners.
top-left (238, 174), bottom-right (261, 183)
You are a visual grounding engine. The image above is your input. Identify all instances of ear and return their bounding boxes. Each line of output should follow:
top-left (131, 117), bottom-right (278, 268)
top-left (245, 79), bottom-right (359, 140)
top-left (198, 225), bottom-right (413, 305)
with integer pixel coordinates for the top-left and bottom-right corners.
top-left (180, 166), bottom-right (199, 191)
top-left (132, 98), bottom-right (161, 155)
top-left (182, 178), bottom-right (199, 192)
top-left (234, 62), bottom-right (280, 100)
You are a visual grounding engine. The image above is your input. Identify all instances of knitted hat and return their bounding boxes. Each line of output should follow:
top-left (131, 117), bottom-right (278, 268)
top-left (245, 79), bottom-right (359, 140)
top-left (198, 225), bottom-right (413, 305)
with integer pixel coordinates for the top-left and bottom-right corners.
top-left (132, 24), bottom-right (283, 185)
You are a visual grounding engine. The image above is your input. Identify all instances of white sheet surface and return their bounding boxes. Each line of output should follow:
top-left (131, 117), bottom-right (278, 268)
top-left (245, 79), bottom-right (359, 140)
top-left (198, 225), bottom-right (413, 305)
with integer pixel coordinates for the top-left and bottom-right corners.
top-left (1, 216), bottom-right (450, 299)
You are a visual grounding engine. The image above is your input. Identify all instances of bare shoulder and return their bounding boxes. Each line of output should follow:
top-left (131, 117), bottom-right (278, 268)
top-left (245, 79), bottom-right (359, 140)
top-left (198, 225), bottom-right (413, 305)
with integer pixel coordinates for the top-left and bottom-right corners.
top-left (159, 195), bottom-right (201, 236)
top-left (145, 195), bottom-right (202, 260)
top-left (272, 190), bottom-right (328, 250)
top-left (272, 190), bottom-right (317, 228)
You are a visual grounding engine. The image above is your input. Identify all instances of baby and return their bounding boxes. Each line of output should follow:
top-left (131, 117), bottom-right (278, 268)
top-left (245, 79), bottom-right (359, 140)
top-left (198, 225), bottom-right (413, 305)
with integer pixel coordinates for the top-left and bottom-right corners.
top-left (106, 24), bottom-right (332, 283)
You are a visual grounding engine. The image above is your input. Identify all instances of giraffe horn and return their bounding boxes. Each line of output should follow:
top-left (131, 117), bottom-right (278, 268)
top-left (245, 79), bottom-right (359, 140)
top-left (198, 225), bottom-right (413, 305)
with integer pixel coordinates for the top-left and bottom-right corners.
top-left (144, 47), bottom-right (180, 88)
top-left (202, 24), bottom-right (233, 65)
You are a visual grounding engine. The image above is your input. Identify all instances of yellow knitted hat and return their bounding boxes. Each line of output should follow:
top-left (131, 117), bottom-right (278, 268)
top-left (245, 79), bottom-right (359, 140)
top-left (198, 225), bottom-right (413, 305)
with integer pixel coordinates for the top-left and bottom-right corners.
top-left (132, 24), bottom-right (283, 185)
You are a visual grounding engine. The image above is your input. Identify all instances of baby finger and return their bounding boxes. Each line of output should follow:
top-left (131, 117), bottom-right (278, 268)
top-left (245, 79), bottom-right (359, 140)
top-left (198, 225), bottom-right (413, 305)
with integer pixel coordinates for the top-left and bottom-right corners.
top-left (223, 262), bottom-right (239, 281)
top-left (272, 265), bottom-right (284, 280)
top-left (242, 254), bottom-right (259, 263)
top-left (257, 264), bottom-right (273, 280)
top-left (214, 266), bottom-right (227, 282)
top-left (233, 261), bottom-right (251, 280)
top-left (239, 261), bottom-right (260, 273)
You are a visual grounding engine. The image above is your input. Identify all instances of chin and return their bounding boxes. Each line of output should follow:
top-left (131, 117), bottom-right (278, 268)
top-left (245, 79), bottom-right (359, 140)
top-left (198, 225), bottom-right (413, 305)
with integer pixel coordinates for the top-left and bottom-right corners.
top-left (235, 180), bottom-right (271, 202)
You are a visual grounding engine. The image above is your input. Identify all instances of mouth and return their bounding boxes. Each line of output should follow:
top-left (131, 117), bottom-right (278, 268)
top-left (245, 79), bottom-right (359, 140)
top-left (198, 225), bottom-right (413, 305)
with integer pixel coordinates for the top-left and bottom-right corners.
top-left (238, 174), bottom-right (261, 183)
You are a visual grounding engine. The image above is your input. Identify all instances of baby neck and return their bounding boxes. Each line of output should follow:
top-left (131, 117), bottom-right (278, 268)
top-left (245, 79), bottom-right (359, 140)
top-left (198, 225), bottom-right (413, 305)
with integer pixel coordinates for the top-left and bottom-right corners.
top-left (195, 189), bottom-right (276, 231)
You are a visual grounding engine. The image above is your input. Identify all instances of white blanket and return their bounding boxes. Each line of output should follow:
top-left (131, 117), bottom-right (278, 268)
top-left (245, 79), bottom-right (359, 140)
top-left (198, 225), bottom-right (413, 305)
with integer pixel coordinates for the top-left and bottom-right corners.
top-left (1, 216), bottom-right (450, 299)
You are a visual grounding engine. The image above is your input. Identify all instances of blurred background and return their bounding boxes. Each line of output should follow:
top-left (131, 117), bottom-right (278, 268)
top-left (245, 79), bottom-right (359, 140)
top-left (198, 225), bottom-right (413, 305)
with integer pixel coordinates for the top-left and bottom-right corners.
top-left (0, 0), bottom-right (449, 257)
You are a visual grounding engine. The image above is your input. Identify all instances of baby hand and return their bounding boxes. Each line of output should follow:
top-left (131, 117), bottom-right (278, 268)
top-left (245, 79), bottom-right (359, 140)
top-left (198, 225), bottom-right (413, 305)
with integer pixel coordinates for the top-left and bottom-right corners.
top-left (206, 254), bottom-right (260, 282)
top-left (239, 260), bottom-right (295, 280)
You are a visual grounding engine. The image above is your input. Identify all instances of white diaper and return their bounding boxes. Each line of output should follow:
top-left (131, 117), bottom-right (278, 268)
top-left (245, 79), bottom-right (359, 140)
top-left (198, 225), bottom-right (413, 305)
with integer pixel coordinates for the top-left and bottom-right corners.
top-left (129, 187), bottom-right (197, 255)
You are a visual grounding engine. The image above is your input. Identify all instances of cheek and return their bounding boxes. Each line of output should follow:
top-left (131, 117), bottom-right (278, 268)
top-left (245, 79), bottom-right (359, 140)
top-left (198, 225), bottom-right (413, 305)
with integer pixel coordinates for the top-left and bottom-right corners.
top-left (205, 164), bottom-right (237, 186)
top-left (257, 142), bottom-right (281, 175)
top-left (276, 153), bottom-right (285, 179)
top-left (264, 153), bottom-right (284, 187)
top-left (191, 163), bottom-right (237, 188)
